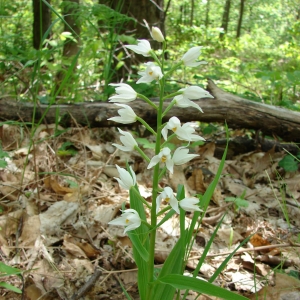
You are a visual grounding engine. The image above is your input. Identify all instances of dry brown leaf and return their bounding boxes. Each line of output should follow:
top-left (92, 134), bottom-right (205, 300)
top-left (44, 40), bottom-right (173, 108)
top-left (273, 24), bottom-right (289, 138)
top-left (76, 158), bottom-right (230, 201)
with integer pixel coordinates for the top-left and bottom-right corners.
top-left (65, 236), bottom-right (101, 258)
top-left (63, 235), bottom-right (88, 258)
top-left (44, 176), bottom-right (77, 194)
top-left (19, 215), bottom-right (40, 247)
top-left (248, 272), bottom-right (300, 299)
top-left (217, 228), bottom-right (244, 245)
top-left (24, 284), bottom-right (43, 300)
top-left (198, 142), bottom-right (215, 158)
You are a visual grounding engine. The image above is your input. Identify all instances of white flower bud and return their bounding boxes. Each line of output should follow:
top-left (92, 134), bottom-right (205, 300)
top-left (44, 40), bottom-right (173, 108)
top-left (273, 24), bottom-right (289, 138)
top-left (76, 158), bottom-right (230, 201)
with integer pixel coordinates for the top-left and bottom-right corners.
top-left (151, 27), bottom-right (165, 42)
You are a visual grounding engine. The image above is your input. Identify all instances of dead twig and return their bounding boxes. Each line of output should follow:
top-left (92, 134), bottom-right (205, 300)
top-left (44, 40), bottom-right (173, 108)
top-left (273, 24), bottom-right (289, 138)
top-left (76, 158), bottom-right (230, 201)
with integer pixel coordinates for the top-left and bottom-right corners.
top-left (70, 267), bottom-right (102, 300)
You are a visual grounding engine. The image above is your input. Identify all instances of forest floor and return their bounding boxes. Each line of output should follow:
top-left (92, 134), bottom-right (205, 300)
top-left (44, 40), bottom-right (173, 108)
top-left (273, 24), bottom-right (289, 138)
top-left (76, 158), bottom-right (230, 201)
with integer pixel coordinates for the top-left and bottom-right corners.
top-left (0, 123), bottom-right (300, 300)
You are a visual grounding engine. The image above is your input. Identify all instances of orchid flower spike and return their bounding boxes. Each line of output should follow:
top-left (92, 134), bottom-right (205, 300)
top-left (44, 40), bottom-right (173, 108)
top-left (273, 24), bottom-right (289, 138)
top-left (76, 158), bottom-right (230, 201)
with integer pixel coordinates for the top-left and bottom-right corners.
top-left (112, 128), bottom-right (137, 152)
top-left (181, 46), bottom-right (207, 67)
top-left (108, 104), bottom-right (137, 124)
top-left (108, 209), bottom-right (141, 234)
top-left (114, 165), bottom-right (136, 190)
top-left (137, 62), bottom-right (163, 84)
top-left (125, 39), bottom-right (152, 57)
top-left (109, 83), bottom-right (137, 103)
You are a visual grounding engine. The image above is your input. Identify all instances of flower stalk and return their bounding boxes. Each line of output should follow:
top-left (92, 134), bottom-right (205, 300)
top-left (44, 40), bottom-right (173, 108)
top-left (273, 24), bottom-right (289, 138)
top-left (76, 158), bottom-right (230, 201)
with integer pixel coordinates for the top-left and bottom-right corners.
top-left (105, 26), bottom-right (225, 300)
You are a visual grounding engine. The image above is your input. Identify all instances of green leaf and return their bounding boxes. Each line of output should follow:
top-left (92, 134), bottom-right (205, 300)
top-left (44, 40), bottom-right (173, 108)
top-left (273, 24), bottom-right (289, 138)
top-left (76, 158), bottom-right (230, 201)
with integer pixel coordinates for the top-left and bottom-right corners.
top-left (159, 274), bottom-right (248, 300)
top-left (0, 160), bottom-right (8, 168)
top-left (136, 138), bottom-right (156, 149)
top-left (0, 150), bottom-right (9, 159)
top-left (127, 231), bottom-right (149, 262)
top-left (278, 155), bottom-right (299, 172)
top-left (0, 282), bottom-right (22, 293)
top-left (150, 237), bottom-right (185, 300)
top-left (0, 262), bottom-right (22, 277)
top-left (185, 123), bottom-right (229, 256)
top-left (129, 185), bottom-right (149, 300)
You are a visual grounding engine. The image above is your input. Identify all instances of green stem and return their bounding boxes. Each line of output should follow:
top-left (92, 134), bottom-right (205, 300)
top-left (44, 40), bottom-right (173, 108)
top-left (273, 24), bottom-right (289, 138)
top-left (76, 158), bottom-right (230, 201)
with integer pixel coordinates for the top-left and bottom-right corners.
top-left (136, 116), bottom-right (157, 137)
top-left (164, 61), bottom-right (183, 77)
top-left (156, 205), bottom-right (171, 217)
top-left (131, 187), bottom-right (152, 209)
top-left (146, 76), bottom-right (166, 300)
top-left (150, 50), bottom-right (162, 68)
top-left (162, 91), bottom-right (182, 101)
top-left (137, 93), bottom-right (158, 110)
top-left (158, 167), bottom-right (167, 180)
top-left (134, 146), bottom-right (150, 163)
top-left (162, 100), bottom-right (176, 118)
top-left (141, 219), bottom-right (153, 229)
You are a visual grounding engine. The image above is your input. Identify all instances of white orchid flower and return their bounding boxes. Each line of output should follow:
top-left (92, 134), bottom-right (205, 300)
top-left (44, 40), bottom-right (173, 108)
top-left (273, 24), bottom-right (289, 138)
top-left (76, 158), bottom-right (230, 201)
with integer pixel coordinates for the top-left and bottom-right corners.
top-left (109, 83), bottom-right (137, 103)
top-left (156, 187), bottom-right (179, 214)
top-left (125, 39), bottom-right (152, 57)
top-left (108, 209), bottom-right (141, 234)
top-left (114, 165), bottom-right (136, 190)
top-left (151, 26), bottom-right (164, 42)
top-left (147, 147), bottom-right (174, 173)
top-left (174, 86), bottom-right (214, 112)
top-left (181, 46), bottom-right (207, 67)
top-left (179, 197), bottom-right (202, 212)
top-left (137, 62), bottom-right (163, 84)
top-left (173, 146), bottom-right (198, 165)
top-left (162, 116), bottom-right (205, 142)
top-left (112, 128), bottom-right (137, 152)
top-left (108, 104), bottom-right (137, 124)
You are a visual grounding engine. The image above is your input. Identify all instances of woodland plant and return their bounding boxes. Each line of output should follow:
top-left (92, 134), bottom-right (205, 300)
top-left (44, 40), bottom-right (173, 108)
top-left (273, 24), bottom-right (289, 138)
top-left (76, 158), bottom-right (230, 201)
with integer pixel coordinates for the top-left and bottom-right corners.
top-left (107, 27), bottom-right (247, 300)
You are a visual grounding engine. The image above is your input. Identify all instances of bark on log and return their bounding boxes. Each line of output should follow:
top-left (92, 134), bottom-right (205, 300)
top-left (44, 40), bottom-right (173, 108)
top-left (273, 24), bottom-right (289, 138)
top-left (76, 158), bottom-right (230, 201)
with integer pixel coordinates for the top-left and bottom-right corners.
top-left (1, 79), bottom-right (300, 142)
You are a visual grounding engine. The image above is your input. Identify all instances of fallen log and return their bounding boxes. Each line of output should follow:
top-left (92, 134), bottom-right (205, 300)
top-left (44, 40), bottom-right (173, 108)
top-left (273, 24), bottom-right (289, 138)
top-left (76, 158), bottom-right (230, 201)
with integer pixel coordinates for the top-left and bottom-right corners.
top-left (0, 79), bottom-right (300, 142)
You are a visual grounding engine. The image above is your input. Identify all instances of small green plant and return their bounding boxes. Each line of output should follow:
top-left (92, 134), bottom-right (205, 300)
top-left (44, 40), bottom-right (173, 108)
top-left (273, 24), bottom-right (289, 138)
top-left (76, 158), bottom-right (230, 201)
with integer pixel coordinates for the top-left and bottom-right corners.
top-left (0, 145), bottom-right (9, 169)
top-left (278, 152), bottom-right (300, 172)
top-left (225, 190), bottom-right (249, 212)
top-left (57, 141), bottom-right (78, 157)
top-left (0, 262), bottom-right (22, 294)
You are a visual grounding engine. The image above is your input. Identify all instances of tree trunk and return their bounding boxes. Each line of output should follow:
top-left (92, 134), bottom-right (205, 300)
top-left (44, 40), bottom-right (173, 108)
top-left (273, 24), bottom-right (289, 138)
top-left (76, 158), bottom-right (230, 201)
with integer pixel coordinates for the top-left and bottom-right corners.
top-left (219, 0), bottom-right (231, 40)
top-left (236, 0), bottom-right (245, 39)
top-left (32, 0), bottom-right (52, 49)
top-left (1, 80), bottom-right (300, 143)
top-left (190, 0), bottom-right (195, 26)
top-left (62, 0), bottom-right (81, 57)
top-left (55, 0), bottom-right (81, 96)
top-left (99, 0), bottom-right (165, 82)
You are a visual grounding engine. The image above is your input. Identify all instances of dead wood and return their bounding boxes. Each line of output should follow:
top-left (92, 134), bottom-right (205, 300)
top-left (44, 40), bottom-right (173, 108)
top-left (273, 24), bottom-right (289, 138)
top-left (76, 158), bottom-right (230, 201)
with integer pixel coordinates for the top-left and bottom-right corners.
top-left (1, 79), bottom-right (300, 142)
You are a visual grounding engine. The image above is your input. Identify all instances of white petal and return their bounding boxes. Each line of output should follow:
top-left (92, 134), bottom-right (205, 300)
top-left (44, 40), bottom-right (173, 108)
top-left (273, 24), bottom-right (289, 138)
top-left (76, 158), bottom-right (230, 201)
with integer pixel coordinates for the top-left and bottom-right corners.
top-left (166, 159), bottom-right (174, 174)
top-left (181, 46), bottom-right (202, 66)
top-left (169, 197), bottom-right (179, 214)
top-left (125, 39), bottom-right (151, 57)
top-left (179, 197), bottom-right (202, 212)
top-left (151, 27), bottom-right (164, 42)
top-left (112, 143), bottom-right (131, 152)
top-left (173, 147), bottom-right (198, 165)
top-left (115, 165), bottom-right (136, 189)
top-left (162, 126), bottom-right (168, 141)
top-left (156, 194), bottom-right (163, 213)
top-left (175, 97), bottom-right (204, 112)
top-left (147, 155), bottom-right (160, 169)
top-left (184, 86), bottom-right (213, 99)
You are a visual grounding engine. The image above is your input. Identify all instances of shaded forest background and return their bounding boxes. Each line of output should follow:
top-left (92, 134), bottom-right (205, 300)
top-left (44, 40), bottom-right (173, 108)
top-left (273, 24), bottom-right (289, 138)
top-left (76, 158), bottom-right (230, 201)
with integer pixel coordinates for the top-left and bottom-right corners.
top-left (0, 0), bottom-right (300, 109)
